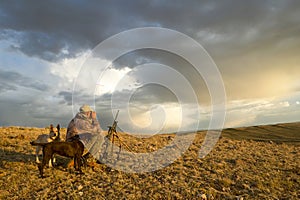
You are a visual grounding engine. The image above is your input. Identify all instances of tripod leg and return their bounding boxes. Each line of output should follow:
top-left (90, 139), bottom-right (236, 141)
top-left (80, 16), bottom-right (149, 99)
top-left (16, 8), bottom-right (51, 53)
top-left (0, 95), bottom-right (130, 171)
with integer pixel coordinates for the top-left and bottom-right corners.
top-left (111, 134), bottom-right (115, 156)
top-left (101, 136), bottom-right (110, 161)
top-left (113, 143), bottom-right (122, 166)
top-left (117, 144), bottom-right (121, 160)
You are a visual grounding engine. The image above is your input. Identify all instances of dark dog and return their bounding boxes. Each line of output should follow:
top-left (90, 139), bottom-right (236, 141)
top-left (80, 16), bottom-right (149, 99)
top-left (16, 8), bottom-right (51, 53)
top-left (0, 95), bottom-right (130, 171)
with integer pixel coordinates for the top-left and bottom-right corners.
top-left (30, 138), bottom-right (84, 178)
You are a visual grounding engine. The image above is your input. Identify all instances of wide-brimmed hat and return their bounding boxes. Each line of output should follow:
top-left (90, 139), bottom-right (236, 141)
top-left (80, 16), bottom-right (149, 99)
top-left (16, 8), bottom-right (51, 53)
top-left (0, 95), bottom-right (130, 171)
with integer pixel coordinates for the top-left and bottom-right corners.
top-left (79, 104), bottom-right (93, 113)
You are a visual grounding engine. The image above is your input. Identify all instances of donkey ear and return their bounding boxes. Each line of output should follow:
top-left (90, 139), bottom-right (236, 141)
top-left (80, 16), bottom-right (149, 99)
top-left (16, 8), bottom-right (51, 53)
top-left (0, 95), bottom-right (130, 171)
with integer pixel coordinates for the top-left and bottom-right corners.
top-left (56, 124), bottom-right (60, 129)
top-left (49, 124), bottom-right (54, 131)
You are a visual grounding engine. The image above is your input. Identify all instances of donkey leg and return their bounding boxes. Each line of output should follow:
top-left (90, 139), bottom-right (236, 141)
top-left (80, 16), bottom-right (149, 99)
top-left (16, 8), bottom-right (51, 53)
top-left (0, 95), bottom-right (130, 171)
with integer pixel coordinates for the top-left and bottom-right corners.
top-left (49, 154), bottom-right (57, 168)
top-left (48, 158), bottom-right (53, 167)
top-left (35, 146), bottom-right (41, 163)
top-left (52, 156), bottom-right (56, 164)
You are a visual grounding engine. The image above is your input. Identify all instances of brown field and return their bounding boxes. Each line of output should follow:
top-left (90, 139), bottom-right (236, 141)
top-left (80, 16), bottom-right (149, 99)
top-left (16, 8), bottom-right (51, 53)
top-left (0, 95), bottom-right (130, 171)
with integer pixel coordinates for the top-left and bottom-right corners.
top-left (0, 122), bottom-right (299, 199)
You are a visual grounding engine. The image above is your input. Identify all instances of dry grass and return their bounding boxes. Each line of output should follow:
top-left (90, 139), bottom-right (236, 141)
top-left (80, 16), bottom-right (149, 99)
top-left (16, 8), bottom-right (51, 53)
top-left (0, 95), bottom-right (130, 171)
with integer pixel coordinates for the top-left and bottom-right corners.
top-left (0, 123), bottom-right (299, 199)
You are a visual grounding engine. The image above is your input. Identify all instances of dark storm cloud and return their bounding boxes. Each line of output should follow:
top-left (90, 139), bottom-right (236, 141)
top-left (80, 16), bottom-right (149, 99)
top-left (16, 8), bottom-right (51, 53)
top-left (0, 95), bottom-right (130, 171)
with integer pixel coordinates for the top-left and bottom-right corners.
top-left (0, 82), bottom-right (17, 93)
top-left (58, 91), bottom-right (73, 105)
top-left (1, 0), bottom-right (300, 62)
top-left (1, 0), bottom-right (300, 129)
top-left (0, 0), bottom-right (165, 61)
top-left (0, 97), bottom-right (73, 127)
top-left (111, 49), bottom-right (211, 103)
top-left (0, 69), bottom-right (49, 92)
top-left (96, 86), bottom-right (178, 108)
top-left (59, 90), bottom-right (97, 107)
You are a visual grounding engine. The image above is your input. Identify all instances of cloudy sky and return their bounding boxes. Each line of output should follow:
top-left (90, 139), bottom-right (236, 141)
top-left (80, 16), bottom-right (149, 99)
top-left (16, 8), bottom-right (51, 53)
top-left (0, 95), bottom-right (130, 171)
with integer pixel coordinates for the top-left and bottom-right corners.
top-left (0, 0), bottom-right (300, 133)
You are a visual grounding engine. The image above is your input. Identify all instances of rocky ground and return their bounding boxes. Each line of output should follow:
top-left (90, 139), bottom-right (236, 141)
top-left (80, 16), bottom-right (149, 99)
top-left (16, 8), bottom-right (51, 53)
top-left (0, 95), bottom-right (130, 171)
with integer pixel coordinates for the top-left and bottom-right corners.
top-left (0, 122), bottom-right (299, 199)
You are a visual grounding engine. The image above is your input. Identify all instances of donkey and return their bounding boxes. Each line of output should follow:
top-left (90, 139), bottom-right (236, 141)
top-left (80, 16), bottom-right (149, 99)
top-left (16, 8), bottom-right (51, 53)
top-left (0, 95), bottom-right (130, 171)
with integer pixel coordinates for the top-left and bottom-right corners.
top-left (32, 124), bottom-right (61, 166)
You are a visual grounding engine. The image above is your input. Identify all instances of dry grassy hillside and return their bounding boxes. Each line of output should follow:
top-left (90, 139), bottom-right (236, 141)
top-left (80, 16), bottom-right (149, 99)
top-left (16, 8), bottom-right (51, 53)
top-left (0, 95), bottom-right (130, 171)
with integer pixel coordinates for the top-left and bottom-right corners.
top-left (0, 122), bottom-right (299, 199)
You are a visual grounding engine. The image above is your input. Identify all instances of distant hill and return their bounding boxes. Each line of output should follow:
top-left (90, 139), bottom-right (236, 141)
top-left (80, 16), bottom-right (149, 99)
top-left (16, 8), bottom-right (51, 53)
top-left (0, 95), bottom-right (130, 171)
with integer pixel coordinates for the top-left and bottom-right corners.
top-left (221, 122), bottom-right (300, 143)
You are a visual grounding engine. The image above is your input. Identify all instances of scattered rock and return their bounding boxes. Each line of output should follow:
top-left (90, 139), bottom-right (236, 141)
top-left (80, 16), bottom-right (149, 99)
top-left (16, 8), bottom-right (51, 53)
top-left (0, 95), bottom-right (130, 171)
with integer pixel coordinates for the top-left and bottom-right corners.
top-left (242, 184), bottom-right (250, 190)
top-left (77, 185), bottom-right (83, 191)
top-left (200, 194), bottom-right (207, 200)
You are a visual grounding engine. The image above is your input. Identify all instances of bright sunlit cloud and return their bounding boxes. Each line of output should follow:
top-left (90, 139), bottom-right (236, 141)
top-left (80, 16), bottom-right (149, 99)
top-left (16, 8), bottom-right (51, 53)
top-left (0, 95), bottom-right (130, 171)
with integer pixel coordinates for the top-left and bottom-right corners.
top-left (50, 51), bottom-right (92, 83)
top-left (127, 103), bottom-right (182, 134)
top-left (95, 67), bottom-right (132, 95)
